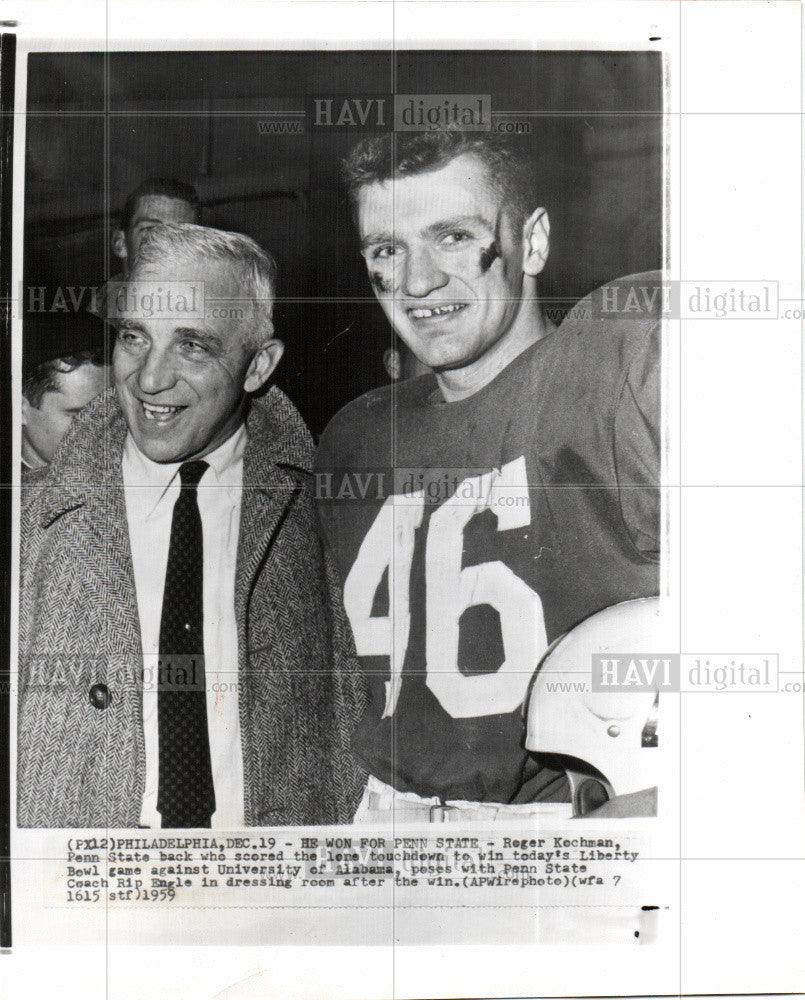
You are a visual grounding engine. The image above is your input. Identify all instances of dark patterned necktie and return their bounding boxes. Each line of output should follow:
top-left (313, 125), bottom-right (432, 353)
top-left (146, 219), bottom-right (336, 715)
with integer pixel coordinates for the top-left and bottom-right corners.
top-left (156, 459), bottom-right (216, 828)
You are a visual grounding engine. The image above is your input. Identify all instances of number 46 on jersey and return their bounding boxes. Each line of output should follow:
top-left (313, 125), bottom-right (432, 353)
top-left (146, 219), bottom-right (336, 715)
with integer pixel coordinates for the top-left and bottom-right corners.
top-left (344, 456), bottom-right (548, 721)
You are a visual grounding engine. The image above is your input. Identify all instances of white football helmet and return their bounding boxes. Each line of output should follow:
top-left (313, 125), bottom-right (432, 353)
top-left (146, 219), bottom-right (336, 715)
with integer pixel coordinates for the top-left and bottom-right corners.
top-left (526, 597), bottom-right (672, 815)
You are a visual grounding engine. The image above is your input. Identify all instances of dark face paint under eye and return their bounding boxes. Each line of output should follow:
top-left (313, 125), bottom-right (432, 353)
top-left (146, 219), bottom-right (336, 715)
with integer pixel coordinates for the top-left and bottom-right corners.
top-left (370, 270), bottom-right (392, 294)
top-left (478, 241), bottom-right (501, 273)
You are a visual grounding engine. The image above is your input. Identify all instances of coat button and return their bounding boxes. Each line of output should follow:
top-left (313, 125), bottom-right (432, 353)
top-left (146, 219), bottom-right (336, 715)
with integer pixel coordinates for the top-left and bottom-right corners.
top-left (89, 684), bottom-right (111, 710)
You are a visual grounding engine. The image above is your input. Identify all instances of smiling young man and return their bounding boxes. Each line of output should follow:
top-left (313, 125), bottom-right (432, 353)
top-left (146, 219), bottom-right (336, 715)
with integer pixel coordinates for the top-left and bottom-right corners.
top-left (19, 222), bottom-right (365, 828)
top-left (315, 131), bottom-right (661, 821)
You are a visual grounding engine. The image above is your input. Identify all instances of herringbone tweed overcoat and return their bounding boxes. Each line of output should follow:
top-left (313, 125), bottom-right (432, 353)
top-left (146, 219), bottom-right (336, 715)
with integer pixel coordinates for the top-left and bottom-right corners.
top-left (18, 386), bottom-right (367, 827)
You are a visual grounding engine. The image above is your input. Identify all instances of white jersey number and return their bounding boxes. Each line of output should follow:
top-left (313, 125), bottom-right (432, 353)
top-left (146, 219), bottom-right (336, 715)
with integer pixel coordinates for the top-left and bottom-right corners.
top-left (343, 456), bottom-right (547, 720)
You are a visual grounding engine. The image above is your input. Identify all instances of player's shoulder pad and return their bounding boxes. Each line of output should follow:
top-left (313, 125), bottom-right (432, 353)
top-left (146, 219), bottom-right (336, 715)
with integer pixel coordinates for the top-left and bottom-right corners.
top-left (316, 381), bottom-right (396, 470)
top-left (543, 271), bottom-right (664, 401)
top-left (557, 270), bottom-right (665, 352)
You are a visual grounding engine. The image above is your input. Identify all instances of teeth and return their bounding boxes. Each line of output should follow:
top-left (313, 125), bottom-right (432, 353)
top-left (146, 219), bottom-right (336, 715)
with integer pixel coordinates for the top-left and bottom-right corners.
top-left (409, 303), bottom-right (466, 320)
top-left (142, 401), bottom-right (183, 421)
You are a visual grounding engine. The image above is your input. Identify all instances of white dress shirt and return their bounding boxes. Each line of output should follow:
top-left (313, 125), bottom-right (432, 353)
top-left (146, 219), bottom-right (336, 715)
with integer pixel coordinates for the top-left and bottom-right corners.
top-left (122, 425), bottom-right (246, 828)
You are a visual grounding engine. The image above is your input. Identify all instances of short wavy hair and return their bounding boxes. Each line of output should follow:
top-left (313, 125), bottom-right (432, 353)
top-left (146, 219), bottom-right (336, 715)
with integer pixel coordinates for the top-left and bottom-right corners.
top-left (23, 351), bottom-right (107, 407)
top-left (121, 178), bottom-right (201, 230)
top-left (341, 131), bottom-right (538, 232)
top-left (132, 222), bottom-right (278, 348)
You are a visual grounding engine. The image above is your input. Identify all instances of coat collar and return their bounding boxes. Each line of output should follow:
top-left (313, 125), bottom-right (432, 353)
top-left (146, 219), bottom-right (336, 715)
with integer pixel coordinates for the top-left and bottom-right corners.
top-left (236, 389), bottom-right (314, 609)
top-left (241, 384), bottom-right (314, 489)
top-left (37, 388), bottom-right (127, 527)
top-left (37, 385), bottom-right (314, 528)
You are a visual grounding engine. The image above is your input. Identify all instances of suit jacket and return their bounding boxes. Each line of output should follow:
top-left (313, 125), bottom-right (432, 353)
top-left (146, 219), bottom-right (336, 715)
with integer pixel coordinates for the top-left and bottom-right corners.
top-left (18, 386), bottom-right (367, 827)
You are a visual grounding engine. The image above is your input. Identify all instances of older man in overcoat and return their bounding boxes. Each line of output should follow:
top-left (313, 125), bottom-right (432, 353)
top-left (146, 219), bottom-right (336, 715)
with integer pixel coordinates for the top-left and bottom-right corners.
top-left (19, 223), bottom-right (365, 828)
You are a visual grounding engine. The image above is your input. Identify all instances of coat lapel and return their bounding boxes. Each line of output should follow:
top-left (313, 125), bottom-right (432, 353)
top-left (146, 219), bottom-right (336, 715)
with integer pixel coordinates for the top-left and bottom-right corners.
top-left (234, 389), bottom-right (315, 824)
top-left (39, 389), bottom-right (141, 663)
top-left (78, 477), bottom-right (142, 663)
top-left (235, 387), bottom-right (314, 616)
top-left (236, 467), bottom-right (300, 610)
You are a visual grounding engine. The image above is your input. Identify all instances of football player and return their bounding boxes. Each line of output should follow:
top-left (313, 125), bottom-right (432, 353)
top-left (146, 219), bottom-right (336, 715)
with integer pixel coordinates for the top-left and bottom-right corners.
top-left (315, 130), bottom-right (661, 821)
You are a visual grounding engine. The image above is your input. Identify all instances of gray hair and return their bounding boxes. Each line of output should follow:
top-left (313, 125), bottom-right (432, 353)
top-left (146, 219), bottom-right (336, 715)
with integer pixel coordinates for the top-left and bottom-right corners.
top-left (132, 222), bottom-right (278, 348)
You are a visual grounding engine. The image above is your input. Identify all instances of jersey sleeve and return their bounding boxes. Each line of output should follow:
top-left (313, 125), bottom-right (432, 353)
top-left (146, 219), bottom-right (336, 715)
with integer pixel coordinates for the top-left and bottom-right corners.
top-left (613, 322), bottom-right (661, 560)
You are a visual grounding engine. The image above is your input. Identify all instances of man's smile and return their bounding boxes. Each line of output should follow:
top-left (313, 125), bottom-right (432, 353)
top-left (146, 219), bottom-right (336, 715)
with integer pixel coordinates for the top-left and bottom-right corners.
top-left (406, 302), bottom-right (469, 321)
top-left (139, 400), bottom-right (189, 422)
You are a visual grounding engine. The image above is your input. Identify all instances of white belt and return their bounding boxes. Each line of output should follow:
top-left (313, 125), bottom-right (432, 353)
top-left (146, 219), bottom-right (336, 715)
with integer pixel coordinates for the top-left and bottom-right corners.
top-left (360, 775), bottom-right (573, 823)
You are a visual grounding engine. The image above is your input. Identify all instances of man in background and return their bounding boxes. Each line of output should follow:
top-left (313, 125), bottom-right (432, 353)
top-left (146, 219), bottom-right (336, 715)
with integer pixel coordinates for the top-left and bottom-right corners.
top-left (111, 177), bottom-right (202, 278)
top-left (94, 177), bottom-right (201, 318)
top-left (22, 309), bottom-right (110, 469)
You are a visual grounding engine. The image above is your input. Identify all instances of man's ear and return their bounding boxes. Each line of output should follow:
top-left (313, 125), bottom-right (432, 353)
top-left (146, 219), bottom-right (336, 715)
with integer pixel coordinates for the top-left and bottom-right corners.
top-left (521, 208), bottom-right (550, 277)
top-left (21, 394), bottom-right (34, 426)
top-left (243, 339), bottom-right (284, 393)
top-left (111, 228), bottom-right (127, 263)
top-left (383, 346), bottom-right (401, 381)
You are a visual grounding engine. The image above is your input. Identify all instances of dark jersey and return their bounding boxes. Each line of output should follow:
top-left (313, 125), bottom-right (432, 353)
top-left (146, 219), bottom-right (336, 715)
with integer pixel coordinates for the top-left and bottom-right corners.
top-left (316, 272), bottom-right (661, 803)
